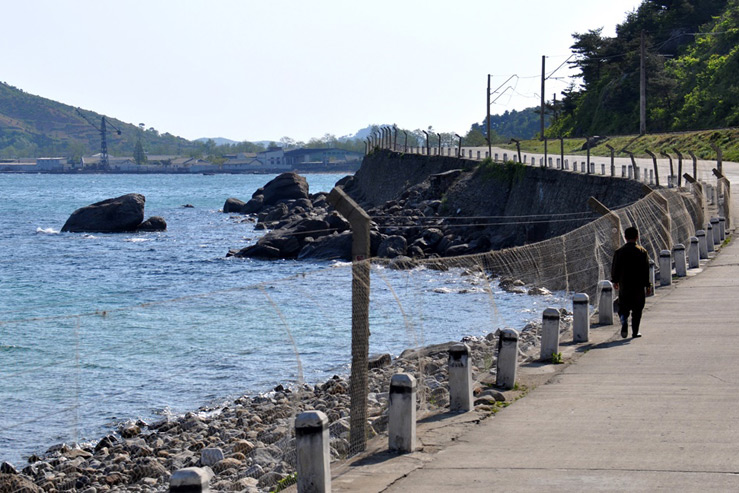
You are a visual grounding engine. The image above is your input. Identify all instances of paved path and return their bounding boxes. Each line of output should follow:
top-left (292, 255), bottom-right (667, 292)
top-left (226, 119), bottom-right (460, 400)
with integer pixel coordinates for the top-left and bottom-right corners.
top-left (332, 237), bottom-right (739, 491)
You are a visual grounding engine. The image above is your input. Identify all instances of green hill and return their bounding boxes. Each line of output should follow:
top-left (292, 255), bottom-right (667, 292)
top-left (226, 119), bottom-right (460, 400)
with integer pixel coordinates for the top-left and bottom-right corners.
top-left (0, 81), bottom-right (195, 160)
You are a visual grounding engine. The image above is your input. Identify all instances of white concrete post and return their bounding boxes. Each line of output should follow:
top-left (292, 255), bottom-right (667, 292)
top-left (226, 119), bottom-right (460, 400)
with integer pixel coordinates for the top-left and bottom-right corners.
top-left (628, 166), bottom-right (633, 179)
top-left (598, 280), bottom-right (614, 324)
top-left (541, 308), bottom-right (561, 361)
top-left (648, 260), bottom-right (656, 296)
top-left (601, 163), bottom-right (606, 175)
top-left (573, 293), bottom-right (590, 343)
top-left (388, 373), bottom-right (416, 453)
top-left (448, 343), bottom-right (473, 412)
top-left (296, 411), bottom-right (331, 493)
top-left (622, 165), bottom-right (626, 177)
top-left (673, 244), bottom-right (687, 277)
top-left (688, 237), bottom-right (700, 269)
top-left (565, 159), bottom-right (569, 170)
top-left (711, 217), bottom-right (721, 245)
top-left (581, 162), bottom-right (586, 173)
top-left (494, 153), bottom-right (498, 161)
top-left (503, 153), bottom-right (508, 162)
top-left (707, 223), bottom-right (715, 252)
top-left (697, 230), bottom-right (708, 259)
top-left (650, 169), bottom-right (654, 184)
top-left (540, 157), bottom-right (544, 167)
top-left (659, 249), bottom-right (672, 286)
top-left (719, 217), bottom-right (726, 241)
top-left (548, 157), bottom-right (553, 167)
top-left (496, 329), bottom-right (519, 390)
top-left (170, 468), bottom-right (212, 493)
top-left (556, 158), bottom-right (561, 168)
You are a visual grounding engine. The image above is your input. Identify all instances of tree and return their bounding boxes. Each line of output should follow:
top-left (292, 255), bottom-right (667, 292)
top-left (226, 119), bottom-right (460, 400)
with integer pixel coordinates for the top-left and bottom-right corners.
top-left (133, 138), bottom-right (147, 164)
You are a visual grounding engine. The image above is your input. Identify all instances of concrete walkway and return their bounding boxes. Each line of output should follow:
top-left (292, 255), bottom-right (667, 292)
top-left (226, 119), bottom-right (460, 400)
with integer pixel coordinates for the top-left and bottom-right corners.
top-left (332, 238), bottom-right (739, 491)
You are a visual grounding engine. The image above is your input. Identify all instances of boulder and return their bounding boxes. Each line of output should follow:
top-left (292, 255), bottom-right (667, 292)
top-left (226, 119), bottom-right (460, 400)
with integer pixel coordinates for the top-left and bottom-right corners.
top-left (223, 197), bottom-right (246, 213)
top-left (61, 193), bottom-right (145, 233)
top-left (137, 216), bottom-right (167, 232)
top-left (297, 231), bottom-right (352, 261)
top-left (377, 235), bottom-right (407, 258)
top-left (242, 195), bottom-right (265, 214)
top-left (261, 172), bottom-right (309, 207)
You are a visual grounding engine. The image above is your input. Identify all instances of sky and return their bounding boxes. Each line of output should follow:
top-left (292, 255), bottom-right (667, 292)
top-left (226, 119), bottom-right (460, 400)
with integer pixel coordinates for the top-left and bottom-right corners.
top-left (3, 0), bottom-right (643, 143)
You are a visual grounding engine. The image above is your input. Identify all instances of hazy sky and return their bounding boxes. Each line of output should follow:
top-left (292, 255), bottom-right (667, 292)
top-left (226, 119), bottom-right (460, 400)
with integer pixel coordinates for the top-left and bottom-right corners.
top-left (3, 0), bottom-right (643, 143)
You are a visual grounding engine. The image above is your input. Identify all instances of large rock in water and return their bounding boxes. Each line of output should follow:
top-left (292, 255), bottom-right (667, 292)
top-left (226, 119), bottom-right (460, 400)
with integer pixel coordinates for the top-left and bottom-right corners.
top-left (137, 216), bottom-right (167, 232)
top-left (256, 172), bottom-right (309, 208)
top-left (61, 193), bottom-right (145, 233)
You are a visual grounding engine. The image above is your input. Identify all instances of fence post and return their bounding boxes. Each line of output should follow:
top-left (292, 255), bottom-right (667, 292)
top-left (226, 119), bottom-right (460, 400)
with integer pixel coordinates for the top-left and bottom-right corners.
top-left (719, 217), bottom-right (726, 241)
top-left (496, 329), bottom-right (519, 390)
top-left (170, 468), bottom-right (212, 493)
top-left (327, 187), bottom-right (371, 454)
top-left (711, 217), bottom-right (721, 245)
top-left (598, 280), bottom-right (614, 325)
top-left (707, 223), bottom-right (715, 253)
top-left (448, 343), bottom-right (473, 412)
top-left (388, 373), bottom-right (416, 453)
top-left (697, 230), bottom-right (708, 259)
top-left (573, 293), bottom-right (590, 343)
top-left (673, 244), bottom-right (687, 277)
top-left (648, 260), bottom-right (656, 296)
top-left (296, 411), bottom-right (331, 493)
top-left (541, 308), bottom-right (561, 361)
top-left (688, 237), bottom-right (700, 269)
top-left (659, 250), bottom-right (672, 286)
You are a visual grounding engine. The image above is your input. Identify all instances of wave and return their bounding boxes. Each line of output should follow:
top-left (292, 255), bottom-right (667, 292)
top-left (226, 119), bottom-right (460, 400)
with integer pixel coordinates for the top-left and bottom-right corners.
top-left (36, 227), bottom-right (59, 234)
top-left (124, 238), bottom-right (151, 243)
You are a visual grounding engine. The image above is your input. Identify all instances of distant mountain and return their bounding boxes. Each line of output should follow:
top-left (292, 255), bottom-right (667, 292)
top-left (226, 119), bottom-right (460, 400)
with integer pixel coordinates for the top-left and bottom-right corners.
top-left (0, 82), bottom-right (196, 159)
top-left (194, 137), bottom-right (240, 146)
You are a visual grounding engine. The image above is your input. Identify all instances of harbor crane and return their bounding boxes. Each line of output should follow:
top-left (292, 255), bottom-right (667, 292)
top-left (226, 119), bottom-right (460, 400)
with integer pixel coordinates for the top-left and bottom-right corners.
top-left (75, 108), bottom-right (122, 169)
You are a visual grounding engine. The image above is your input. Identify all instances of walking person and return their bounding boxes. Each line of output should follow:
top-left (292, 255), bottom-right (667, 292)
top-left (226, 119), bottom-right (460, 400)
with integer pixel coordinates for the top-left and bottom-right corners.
top-left (611, 226), bottom-right (652, 338)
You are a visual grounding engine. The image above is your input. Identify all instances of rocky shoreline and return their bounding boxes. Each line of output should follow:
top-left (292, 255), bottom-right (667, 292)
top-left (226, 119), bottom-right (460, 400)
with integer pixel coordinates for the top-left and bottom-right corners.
top-left (0, 289), bottom-right (572, 493)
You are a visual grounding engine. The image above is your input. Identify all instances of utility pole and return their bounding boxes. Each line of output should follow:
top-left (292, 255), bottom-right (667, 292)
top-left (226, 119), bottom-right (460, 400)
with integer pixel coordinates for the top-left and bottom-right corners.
top-left (540, 55), bottom-right (546, 140)
top-left (487, 74), bottom-right (492, 158)
top-left (640, 30), bottom-right (646, 135)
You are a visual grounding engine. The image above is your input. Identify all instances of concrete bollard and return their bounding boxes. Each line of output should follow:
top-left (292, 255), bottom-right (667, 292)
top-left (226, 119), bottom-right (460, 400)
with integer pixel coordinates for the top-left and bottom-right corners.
top-left (494, 153), bottom-right (498, 161)
top-left (711, 217), bottom-right (721, 245)
top-left (648, 259), bottom-right (656, 296)
top-left (688, 237), bottom-right (700, 269)
top-left (650, 169), bottom-right (654, 184)
top-left (296, 411), bottom-right (331, 493)
top-left (707, 223), bottom-right (715, 252)
top-left (540, 157), bottom-right (544, 167)
top-left (673, 244), bottom-right (687, 277)
top-left (503, 153), bottom-right (508, 162)
top-left (388, 373), bottom-right (416, 453)
top-left (448, 343), bottom-right (473, 412)
top-left (573, 293), bottom-right (590, 343)
top-left (170, 467), bottom-right (213, 493)
top-left (541, 308), bottom-right (561, 361)
top-left (659, 250), bottom-right (672, 286)
top-left (697, 230), bottom-right (708, 259)
top-left (622, 165), bottom-right (626, 177)
top-left (581, 162), bottom-right (586, 173)
top-left (548, 157), bottom-right (553, 167)
top-left (598, 280), bottom-right (614, 325)
top-left (601, 163), bottom-right (606, 175)
top-left (628, 166), bottom-right (633, 179)
top-left (565, 159), bottom-right (569, 170)
top-left (719, 217), bottom-right (726, 241)
top-left (496, 329), bottom-right (519, 390)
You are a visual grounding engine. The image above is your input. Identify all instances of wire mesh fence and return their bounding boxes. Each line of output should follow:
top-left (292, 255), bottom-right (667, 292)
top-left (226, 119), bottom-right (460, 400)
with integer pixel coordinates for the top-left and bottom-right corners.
top-left (0, 175), bottom-right (717, 492)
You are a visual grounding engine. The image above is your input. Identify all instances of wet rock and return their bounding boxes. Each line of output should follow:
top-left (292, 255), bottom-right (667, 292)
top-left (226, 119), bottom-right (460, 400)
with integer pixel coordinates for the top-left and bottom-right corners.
top-left (223, 197), bottom-right (246, 213)
top-left (137, 216), bottom-right (167, 232)
top-left (62, 194), bottom-right (146, 233)
top-left (378, 235), bottom-right (407, 258)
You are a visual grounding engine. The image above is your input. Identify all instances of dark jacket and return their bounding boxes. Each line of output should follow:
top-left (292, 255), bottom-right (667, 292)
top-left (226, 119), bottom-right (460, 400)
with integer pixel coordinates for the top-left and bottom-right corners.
top-left (611, 242), bottom-right (650, 310)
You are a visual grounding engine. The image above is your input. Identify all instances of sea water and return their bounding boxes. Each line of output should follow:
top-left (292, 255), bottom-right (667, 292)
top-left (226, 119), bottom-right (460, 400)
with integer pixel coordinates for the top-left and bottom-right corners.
top-left (0, 172), bottom-right (568, 464)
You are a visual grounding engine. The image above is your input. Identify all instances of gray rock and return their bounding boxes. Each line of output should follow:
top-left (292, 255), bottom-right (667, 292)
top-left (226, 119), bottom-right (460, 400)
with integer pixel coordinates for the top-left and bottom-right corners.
top-left (223, 197), bottom-right (246, 213)
top-left (261, 172), bottom-right (309, 206)
top-left (378, 235), bottom-right (407, 258)
top-left (200, 447), bottom-right (224, 467)
top-left (137, 216), bottom-right (167, 232)
top-left (61, 194), bottom-right (145, 233)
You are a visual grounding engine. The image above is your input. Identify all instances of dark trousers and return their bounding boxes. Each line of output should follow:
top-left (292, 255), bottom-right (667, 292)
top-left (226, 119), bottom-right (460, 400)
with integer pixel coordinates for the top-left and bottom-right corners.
top-left (619, 307), bottom-right (642, 335)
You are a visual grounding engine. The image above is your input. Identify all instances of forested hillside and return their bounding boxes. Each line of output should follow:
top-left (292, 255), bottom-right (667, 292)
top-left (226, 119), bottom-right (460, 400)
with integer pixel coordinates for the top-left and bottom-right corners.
top-left (0, 82), bottom-right (202, 160)
top-left (547, 0), bottom-right (738, 137)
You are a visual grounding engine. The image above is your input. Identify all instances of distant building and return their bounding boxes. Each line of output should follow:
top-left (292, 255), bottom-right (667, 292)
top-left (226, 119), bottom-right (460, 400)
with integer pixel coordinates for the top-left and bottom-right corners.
top-left (284, 148), bottom-right (363, 166)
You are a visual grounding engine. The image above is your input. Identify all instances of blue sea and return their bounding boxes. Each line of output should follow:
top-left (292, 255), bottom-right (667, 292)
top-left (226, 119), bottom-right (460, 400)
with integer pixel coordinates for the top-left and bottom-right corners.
top-left (0, 172), bottom-right (568, 464)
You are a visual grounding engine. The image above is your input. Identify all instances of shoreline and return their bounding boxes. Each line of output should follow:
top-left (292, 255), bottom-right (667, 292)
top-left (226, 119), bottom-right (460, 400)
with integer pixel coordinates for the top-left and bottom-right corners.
top-left (1, 285), bottom-right (572, 493)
